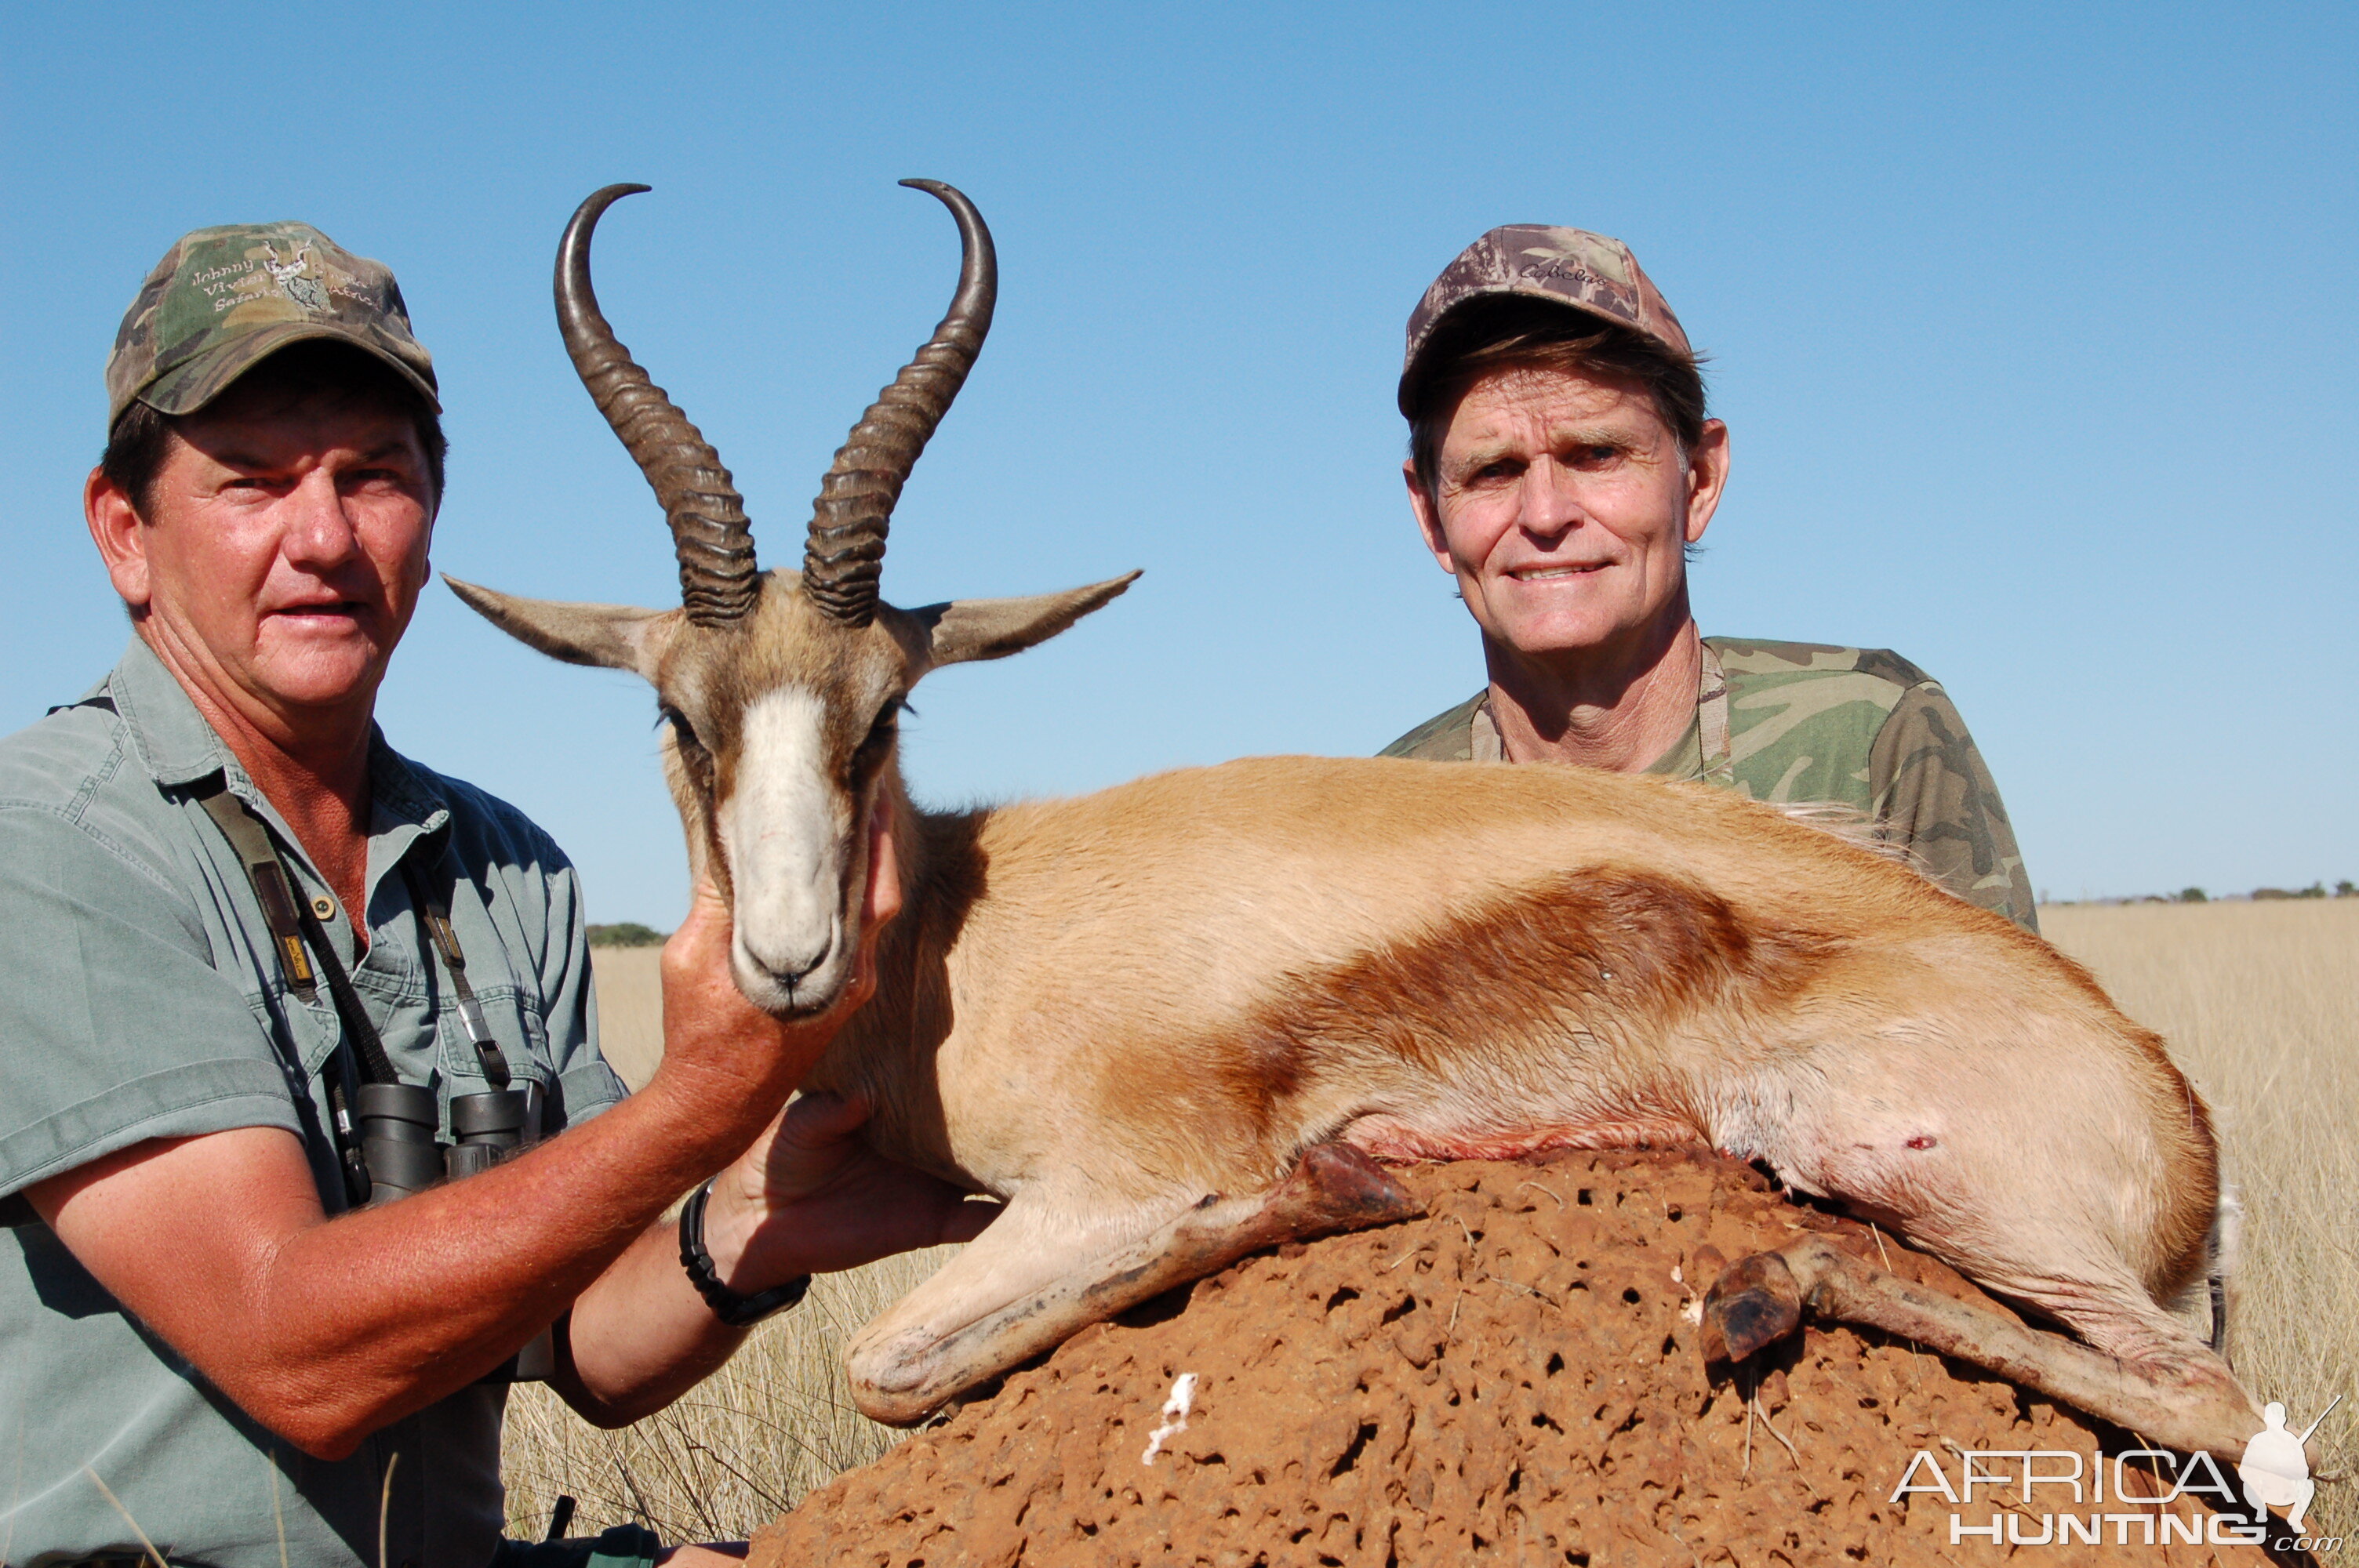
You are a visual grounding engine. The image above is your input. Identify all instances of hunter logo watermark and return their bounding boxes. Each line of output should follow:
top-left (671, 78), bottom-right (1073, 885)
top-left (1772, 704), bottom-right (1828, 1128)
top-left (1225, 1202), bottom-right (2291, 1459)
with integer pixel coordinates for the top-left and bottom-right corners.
top-left (2238, 1396), bottom-right (2338, 1532)
top-left (1888, 1395), bottom-right (2343, 1553)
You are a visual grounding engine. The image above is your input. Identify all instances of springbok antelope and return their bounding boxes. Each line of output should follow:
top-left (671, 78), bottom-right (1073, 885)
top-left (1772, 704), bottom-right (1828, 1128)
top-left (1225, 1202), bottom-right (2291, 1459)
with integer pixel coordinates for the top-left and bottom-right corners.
top-left (452, 181), bottom-right (2267, 1462)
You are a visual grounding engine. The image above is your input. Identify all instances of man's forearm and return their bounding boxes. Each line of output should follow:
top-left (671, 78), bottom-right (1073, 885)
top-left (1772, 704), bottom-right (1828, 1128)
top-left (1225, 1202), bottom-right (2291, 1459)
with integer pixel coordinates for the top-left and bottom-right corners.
top-left (35, 1076), bottom-right (759, 1460)
top-left (558, 1211), bottom-right (751, 1426)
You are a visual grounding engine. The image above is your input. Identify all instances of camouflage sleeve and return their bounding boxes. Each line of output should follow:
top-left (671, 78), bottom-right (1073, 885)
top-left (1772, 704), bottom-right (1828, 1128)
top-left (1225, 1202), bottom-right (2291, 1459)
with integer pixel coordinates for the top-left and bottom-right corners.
top-left (1867, 684), bottom-right (2039, 933)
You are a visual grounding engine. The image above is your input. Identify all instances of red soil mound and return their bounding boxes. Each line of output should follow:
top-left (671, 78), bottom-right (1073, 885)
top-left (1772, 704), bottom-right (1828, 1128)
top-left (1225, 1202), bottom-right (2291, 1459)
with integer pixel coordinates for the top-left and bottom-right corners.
top-left (751, 1151), bottom-right (2293, 1566)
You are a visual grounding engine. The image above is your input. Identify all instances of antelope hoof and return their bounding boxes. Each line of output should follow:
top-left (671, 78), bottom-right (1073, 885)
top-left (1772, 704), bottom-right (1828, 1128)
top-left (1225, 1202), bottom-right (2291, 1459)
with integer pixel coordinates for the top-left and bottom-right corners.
top-left (1702, 1250), bottom-right (1804, 1363)
top-left (1274, 1142), bottom-right (1424, 1234)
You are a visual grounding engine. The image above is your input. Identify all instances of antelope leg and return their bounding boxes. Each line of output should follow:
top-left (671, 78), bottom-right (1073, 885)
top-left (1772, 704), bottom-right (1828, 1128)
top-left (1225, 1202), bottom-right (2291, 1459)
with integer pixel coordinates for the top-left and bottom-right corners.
top-left (1701, 1236), bottom-right (2265, 1462)
top-left (848, 1143), bottom-right (1422, 1426)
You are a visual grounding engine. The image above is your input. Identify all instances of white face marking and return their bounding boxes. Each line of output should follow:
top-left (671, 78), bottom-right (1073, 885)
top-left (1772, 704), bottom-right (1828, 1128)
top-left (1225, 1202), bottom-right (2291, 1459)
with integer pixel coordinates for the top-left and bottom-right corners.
top-left (722, 686), bottom-right (850, 1007)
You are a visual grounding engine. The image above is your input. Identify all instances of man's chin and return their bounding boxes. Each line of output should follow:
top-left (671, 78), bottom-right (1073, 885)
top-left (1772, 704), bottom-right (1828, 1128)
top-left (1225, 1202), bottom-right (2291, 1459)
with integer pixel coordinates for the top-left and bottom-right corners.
top-left (250, 642), bottom-right (392, 712)
top-left (1481, 612), bottom-right (1631, 661)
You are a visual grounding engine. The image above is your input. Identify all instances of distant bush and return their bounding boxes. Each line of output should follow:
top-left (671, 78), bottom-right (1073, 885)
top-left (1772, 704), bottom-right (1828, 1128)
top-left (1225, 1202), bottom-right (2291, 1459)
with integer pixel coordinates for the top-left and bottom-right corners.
top-left (2178, 887), bottom-right (2208, 903)
top-left (588, 921), bottom-right (668, 948)
top-left (2339, 880), bottom-right (2357, 898)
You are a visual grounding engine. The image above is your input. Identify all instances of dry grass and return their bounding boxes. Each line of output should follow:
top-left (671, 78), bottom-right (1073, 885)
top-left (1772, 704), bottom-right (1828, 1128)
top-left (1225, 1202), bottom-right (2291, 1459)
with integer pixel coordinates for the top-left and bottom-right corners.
top-left (500, 1247), bottom-right (952, 1542)
top-left (507, 906), bottom-right (2357, 1544)
top-left (583, 946), bottom-right (664, 1095)
top-left (2041, 899), bottom-right (2357, 1540)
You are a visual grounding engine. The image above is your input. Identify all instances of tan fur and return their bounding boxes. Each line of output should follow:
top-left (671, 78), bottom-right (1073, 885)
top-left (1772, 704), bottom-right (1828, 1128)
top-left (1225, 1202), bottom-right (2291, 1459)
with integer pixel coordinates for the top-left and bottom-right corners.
top-left (814, 755), bottom-right (2219, 1305)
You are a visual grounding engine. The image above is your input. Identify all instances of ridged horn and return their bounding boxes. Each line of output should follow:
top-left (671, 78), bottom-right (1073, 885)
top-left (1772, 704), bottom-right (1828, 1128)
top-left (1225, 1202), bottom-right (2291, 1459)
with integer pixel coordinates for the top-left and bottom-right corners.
top-left (802, 179), bottom-right (996, 626)
top-left (557, 184), bottom-right (758, 627)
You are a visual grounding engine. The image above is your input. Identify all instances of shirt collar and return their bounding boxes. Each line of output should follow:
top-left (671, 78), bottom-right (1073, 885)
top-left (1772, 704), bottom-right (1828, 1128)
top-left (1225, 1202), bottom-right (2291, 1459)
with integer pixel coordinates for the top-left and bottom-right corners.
top-left (106, 634), bottom-right (233, 788)
top-left (104, 633), bottom-right (451, 846)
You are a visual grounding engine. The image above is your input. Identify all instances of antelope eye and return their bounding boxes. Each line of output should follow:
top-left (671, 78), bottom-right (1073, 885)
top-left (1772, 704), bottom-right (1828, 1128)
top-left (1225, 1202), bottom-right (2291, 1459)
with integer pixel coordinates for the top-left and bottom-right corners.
top-left (849, 698), bottom-right (903, 779)
top-left (660, 707), bottom-right (705, 751)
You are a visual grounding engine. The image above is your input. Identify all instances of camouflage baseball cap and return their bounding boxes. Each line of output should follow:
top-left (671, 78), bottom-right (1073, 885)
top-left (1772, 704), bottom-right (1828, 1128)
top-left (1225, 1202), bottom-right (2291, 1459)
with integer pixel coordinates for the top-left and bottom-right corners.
top-left (1399, 225), bottom-right (1689, 416)
top-left (105, 221), bottom-right (438, 426)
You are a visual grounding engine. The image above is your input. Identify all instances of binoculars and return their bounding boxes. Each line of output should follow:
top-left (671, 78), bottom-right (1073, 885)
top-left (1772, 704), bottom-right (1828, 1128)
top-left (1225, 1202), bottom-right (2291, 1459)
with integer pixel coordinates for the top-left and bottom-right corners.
top-left (353, 1081), bottom-right (553, 1381)
top-left (354, 1082), bottom-right (540, 1200)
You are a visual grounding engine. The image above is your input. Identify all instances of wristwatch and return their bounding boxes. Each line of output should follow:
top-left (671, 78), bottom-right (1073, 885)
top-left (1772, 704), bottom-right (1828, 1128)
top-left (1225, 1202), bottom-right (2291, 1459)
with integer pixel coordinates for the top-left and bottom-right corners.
top-left (678, 1181), bottom-right (812, 1327)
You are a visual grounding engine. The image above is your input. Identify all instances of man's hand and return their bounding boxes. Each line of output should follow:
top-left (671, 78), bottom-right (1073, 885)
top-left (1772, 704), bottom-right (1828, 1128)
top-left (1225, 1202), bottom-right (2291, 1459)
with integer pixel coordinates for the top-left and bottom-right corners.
top-left (640, 803), bottom-right (902, 1135)
top-left (659, 800), bottom-right (993, 1290)
top-left (703, 1093), bottom-right (1000, 1290)
top-left (556, 803), bottom-right (965, 1424)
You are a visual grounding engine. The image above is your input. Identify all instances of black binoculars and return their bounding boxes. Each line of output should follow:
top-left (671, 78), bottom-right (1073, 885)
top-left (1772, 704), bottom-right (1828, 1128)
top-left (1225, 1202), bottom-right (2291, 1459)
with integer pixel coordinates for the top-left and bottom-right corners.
top-left (354, 1083), bottom-right (540, 1202)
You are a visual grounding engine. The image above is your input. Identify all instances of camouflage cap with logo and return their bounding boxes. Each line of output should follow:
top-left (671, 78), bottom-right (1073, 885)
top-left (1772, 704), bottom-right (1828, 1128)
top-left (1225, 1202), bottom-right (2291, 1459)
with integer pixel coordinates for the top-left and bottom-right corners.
top-left (105, 221), bottom-right (438, 427)
top-left (1399, 225), bottom-right (1689, 416)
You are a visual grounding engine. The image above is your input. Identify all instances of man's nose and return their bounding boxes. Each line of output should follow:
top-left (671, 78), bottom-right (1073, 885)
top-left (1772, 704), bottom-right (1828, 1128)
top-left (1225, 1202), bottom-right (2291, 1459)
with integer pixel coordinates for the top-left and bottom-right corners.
top-left (1518, 458), bottom-right (1584, 539)
top-left (279, 474), bottom-right (362, 565)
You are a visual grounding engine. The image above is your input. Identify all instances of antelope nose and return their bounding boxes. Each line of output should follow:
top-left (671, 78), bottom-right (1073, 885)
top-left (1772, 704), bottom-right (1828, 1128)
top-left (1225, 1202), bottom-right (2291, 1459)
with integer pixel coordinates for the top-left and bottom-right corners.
top-left (769, 956), bottom-right (823, 989)
top-left (740, 928), bottom-right (832, 989)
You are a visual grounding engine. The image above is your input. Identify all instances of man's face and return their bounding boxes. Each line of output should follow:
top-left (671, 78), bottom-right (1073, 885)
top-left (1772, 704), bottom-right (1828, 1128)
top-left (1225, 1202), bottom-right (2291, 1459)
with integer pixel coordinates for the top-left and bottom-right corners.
top-left (90, 374), bottom-right (435, 724)
top-left (1408, 365), bottom-right (1728, 665)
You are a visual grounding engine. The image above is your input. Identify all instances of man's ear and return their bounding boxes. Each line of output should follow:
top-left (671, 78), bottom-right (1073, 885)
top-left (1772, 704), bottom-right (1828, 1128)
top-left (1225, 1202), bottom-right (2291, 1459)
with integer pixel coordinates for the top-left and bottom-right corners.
top-left (1404, 459), bottom-right (1455, 575)
top-left (1683, 419), bottom-right (1731, 545)
top-left (443, 575), bottom-right (676, 681)
top-left (903, 572), bottom-right (1141, 671)
top-left (85, 466), bottom-right (152, 612)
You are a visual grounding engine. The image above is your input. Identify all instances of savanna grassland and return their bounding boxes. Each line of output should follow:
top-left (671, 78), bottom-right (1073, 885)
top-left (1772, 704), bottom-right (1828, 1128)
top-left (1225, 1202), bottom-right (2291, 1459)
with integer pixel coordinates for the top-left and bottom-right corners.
top-left (502, 904), bottom-right (2357, 1545)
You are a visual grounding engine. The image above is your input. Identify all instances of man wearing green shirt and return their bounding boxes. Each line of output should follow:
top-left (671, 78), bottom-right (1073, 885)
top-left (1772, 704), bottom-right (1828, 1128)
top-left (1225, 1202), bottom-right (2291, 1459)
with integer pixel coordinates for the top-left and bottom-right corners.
top-left (1381, 225), bottom-right (2037, 931)
top-left (0, 222), bottom-right (987, 1566)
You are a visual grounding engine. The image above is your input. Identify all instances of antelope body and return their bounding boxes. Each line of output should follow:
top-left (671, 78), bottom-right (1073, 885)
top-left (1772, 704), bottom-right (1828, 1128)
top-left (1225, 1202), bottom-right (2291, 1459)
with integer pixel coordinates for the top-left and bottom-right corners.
top-left (456, 182), bottom-right (2268, 1463)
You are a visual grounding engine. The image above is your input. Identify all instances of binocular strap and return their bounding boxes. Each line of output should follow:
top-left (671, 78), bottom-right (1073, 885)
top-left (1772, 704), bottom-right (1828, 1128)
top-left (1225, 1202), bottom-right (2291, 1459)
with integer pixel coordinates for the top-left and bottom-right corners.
top-left (196, 779), bottom-right (505, 1206)
top-left (402, 861), bottom-right (512, 1090)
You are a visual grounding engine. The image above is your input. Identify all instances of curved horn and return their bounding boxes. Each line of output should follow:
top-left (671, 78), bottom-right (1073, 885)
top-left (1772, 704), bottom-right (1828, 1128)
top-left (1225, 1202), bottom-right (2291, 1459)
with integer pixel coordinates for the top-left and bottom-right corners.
top-left (802, 179), bottom-right (996, 626)
top-left (557, 184), bottom-right (758, 627)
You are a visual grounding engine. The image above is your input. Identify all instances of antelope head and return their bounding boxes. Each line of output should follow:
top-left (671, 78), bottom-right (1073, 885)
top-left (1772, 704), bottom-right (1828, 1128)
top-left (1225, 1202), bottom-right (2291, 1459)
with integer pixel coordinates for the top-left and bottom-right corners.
top-left (449, 183), bottom-right (1136, 1016)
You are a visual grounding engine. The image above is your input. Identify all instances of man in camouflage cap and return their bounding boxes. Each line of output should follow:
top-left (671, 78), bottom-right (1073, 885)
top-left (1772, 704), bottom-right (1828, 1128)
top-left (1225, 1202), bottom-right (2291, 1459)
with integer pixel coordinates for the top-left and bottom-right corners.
top-left (0, 222), bottom-right (983, 1568)
top-left (1382, 225), bottom-right (2037, 928)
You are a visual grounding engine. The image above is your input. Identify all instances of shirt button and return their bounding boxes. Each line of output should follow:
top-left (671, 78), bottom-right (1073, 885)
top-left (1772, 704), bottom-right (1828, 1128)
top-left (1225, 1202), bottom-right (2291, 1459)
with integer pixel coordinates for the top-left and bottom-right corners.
top-left (311, 896), bottom-right (336, 920)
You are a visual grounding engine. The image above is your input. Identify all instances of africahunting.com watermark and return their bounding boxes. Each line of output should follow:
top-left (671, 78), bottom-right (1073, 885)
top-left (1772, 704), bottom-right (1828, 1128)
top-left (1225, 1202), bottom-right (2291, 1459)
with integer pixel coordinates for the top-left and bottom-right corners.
top-left (1889, 1396), bottom-right (2343, 1555)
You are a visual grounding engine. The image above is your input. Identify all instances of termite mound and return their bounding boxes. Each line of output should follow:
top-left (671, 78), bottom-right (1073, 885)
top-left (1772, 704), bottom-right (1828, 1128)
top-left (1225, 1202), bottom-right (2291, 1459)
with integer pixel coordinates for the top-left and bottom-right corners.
top-left (751, 1151), bottom-right (2302, 1567)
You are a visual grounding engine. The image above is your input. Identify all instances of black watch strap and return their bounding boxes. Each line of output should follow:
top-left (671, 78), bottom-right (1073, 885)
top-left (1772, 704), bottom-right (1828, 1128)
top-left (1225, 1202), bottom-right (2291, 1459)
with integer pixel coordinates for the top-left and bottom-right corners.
top-left (678, 1181), bottom-right (811, 1327)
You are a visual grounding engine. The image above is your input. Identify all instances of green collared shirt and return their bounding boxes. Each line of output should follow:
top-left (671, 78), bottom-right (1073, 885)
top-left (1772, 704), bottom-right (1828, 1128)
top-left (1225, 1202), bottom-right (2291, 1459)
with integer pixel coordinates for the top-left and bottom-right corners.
top-left (0, 637), bottom-right (624, 1568)
top-left (1381, 637), bottom-right (2038, 931)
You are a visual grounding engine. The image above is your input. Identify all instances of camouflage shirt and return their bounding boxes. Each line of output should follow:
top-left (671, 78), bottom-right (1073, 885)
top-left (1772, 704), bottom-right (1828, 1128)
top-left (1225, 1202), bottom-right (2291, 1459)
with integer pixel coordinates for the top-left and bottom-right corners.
top-left (1380, 638), bottom-right (2038, 931)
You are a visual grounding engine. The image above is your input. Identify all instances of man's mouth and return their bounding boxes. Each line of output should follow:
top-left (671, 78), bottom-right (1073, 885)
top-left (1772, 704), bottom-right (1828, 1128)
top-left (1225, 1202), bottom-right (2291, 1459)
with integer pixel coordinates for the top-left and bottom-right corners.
top-left (1508, 564), bottom-right (1608, 582)
top-left (269, 602), bottom-right (367, 623)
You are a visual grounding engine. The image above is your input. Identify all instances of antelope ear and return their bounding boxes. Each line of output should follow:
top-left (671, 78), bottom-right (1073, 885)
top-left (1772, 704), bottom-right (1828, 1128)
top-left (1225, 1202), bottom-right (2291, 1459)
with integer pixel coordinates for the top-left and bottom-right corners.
top-left (906, 572), bottom-right (1141, 671)
top-left (444, 575), bottom-right (677, 681)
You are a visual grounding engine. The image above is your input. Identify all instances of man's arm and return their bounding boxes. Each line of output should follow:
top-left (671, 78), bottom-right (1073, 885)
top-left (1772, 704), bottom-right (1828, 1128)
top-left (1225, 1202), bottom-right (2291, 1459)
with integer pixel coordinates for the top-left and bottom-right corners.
top-left (26, 818), bottom-right (966, 1456)
top-left (556, 1089), bottom-right (996, 1426)
top-left (1868, 682), bottom-right (2040, 931)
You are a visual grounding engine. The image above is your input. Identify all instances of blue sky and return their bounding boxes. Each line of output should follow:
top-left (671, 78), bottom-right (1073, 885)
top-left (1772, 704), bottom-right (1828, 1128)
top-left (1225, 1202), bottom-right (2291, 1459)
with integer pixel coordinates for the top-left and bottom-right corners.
top-left (3, 3), bottom-right (2350, 923)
